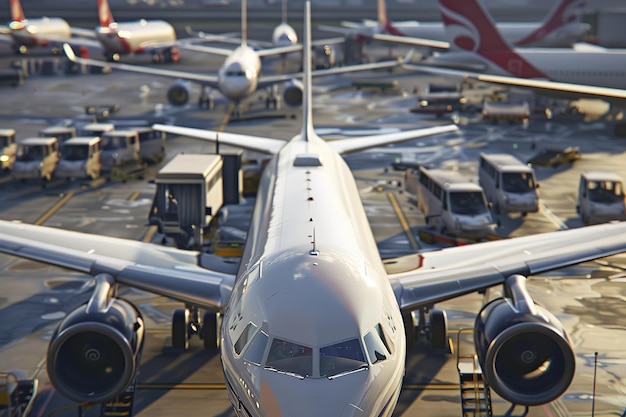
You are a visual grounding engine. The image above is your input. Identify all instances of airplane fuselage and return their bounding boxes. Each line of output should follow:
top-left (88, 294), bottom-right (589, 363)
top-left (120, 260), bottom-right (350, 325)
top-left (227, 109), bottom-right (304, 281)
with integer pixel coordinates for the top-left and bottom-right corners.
top-left (217, 46), bottom-right (261, 102)
top-left (9, 17), bottom-right (70, 48)
top-left (220, 133), bottom-right (406, 417)
top-left (95, 20), bottom-right (176, 55)
top-left (272, 22), bottom-right (298, 47)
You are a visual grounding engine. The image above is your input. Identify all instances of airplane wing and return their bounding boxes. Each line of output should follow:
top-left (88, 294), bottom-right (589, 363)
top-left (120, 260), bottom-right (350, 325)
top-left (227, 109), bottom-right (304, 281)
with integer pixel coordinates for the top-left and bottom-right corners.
top-left (63, 44), bottom-right (220, 87)
top-left (386, 221), bottom-right (626, 312)
top-left (403, 61), bottom-right (626, 105)
top-left (0, 220), bottom-right (235, 312)
top-left (152, 124), bottom-right (285, 155)
top-left (328, 124), bottom-right (458, 155)
top-left (317, 24), bottom-right (449, 49)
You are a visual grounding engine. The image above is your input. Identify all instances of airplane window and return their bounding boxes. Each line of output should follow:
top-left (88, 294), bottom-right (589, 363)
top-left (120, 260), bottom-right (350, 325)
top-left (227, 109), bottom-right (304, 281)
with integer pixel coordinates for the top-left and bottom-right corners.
top-left (363, 331), bottom-right (388, 364)
top-left (234, 322), bottom-right (257, 355)
top-left (243, 330), bottom-right (269, 366)
top-left (265, 338), bottom-right (312, 378)
top-left (376, 323), bottom-right (393, 355)
top-left (319, 338), bottom-right (367, 378)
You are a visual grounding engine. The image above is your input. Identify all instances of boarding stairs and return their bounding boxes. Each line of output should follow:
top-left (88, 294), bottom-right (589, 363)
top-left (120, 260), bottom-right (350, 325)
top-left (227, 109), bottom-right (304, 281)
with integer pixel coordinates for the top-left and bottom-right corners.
top-left (100, 378), bottom-right (137, 417)
top-left (456, 330), bottom-right (493, 417)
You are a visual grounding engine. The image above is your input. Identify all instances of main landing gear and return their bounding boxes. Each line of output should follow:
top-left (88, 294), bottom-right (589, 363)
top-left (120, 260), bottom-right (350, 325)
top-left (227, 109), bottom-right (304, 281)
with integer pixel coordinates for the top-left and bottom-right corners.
top-left (403, 306), bottom-right (449, 352)
top-left (171, 304), bottom-right (219, 350)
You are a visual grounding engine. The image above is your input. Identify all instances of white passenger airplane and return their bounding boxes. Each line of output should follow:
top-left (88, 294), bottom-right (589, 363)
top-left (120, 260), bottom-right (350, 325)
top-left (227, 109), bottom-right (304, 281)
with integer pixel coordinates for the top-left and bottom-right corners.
top-left (402, 0), bottom-right (626, 134)
top-left (3, 2), bottom-right (626, 416)
top-left (63, 0), bottom-right (403, 114)
top-left (320, 0), bottom-right (589, 50)
top-left (0, 0), bottom-right (93, 55)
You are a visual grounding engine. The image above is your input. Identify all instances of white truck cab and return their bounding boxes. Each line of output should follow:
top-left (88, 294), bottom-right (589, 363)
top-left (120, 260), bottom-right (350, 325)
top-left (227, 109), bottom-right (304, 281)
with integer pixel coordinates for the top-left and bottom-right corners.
top-left (577, 171), bottom-right (626, 225)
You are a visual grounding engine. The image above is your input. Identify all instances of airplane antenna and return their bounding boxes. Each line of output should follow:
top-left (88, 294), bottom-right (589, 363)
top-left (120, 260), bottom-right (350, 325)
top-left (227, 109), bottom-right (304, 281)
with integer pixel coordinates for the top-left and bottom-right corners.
top-left (300, 1), bottom-right (314, 141)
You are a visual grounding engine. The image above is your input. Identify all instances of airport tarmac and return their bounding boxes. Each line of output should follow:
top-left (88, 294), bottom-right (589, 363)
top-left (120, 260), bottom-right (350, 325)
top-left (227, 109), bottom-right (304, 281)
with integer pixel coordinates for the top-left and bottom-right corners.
top-left (0, 43), bottom-right (626, 417)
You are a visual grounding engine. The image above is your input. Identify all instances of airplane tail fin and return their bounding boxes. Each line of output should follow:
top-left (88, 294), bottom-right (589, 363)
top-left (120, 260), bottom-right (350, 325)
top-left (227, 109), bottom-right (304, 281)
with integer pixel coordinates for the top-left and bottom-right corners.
top-left (241, 0), bottom-right (247, 47)
top-left (378, 0), bottom-right (404, 36)
top-left (439, 0), bottom-right (547, 78)
top-left (515, 0), bottom-right (586, 46)
top-left (98, 0), bottom-right (115, 27)
top-left (9, 0), bottom-right (25, 22)
top-left (301, 1), bottom-right (314, 140)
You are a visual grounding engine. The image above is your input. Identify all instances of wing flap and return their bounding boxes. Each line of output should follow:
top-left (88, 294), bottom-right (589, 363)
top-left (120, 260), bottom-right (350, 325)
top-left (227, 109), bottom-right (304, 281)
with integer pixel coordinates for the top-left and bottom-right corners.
top-left (0, 221), bottom-right (234, 311)
top-left (388, 222), bottom-right (626, 312)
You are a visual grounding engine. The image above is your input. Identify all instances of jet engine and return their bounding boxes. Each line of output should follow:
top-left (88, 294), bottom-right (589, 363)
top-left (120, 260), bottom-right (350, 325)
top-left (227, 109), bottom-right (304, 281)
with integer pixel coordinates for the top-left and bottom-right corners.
top-left (47, 275), bottom-right (145, 404)
top-left (283, 79), bottom-right (303, 107)
top-left (474, 275), bottom-right (575, 406)
top-left (167, 79), bottom-right (192, 107)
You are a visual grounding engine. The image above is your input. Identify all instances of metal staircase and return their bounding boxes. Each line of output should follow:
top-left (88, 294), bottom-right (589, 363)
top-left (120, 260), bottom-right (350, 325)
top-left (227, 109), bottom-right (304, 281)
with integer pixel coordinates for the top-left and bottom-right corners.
top-left (456, 330), bottom-right (493, 417)
top-left (100, 378), bottom-right (137, 417)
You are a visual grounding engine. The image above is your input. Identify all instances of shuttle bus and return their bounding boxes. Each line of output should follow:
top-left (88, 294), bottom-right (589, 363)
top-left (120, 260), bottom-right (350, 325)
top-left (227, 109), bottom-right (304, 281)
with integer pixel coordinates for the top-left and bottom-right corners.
top-left (478, 152), bottom-right (539, 216)
top-left (416, 166), bottom-right (495, 239)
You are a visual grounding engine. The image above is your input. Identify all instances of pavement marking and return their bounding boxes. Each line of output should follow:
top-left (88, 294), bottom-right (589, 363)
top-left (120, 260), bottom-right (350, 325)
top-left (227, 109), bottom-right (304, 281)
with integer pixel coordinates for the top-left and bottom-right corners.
top-left (387, 191), bottom-right (420, 250)
top-left (539, 202), bottom-right (568, 230)
top-left (34, 191), bottom-right (75, 225)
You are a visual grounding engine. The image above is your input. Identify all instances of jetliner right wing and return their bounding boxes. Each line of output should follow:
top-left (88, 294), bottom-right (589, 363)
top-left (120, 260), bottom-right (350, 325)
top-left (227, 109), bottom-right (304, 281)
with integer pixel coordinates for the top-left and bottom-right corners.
top-left (403, 61), bottom-right (626, 106)
top-left (385, 221), bottom-right (626, 312)
top-left (318, 24), bottom-right (449, 49)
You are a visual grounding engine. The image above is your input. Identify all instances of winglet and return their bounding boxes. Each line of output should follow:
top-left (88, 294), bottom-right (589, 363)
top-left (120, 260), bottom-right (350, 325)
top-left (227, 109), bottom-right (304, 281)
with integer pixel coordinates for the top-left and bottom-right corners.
top-left (9, 0), bottom-right (25, 22)
top-left (98, 0), bottom-right (115, 27)
top-left (63, 43), bottom-right (77, 62)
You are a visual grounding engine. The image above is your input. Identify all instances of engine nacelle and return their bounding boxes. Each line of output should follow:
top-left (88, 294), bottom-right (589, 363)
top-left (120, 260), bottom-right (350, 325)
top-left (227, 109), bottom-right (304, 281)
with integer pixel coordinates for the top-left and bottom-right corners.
top-left (47, 295), bottom-right (144, 404)
top-left (167, 79), bottom-right (192, 107)
top-left (474, 275), bottom-right (575, 406)
top-left (283, 79), bottom-right (303, 107)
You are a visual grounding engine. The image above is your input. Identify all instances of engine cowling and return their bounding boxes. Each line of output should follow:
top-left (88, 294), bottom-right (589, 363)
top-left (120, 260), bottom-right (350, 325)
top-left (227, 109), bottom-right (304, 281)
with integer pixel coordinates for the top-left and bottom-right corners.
top-left (474, 275), bottom-right (575, 406)
top-left (47, 297), bottom-right (144, 404)
top-left (283, 79), bottom-right (303, 107)
top-left (167, 79), bottom-right (192, 107)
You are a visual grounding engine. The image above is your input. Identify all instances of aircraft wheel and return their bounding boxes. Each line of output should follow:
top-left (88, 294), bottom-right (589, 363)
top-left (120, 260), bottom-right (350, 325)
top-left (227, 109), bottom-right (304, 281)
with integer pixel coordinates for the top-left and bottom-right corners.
top-left (428, 308), bottom-right (448, 351)
top-left (172, 308), bottom-right (189, 350)
top-left (202, 311), bottom-right (218, 350)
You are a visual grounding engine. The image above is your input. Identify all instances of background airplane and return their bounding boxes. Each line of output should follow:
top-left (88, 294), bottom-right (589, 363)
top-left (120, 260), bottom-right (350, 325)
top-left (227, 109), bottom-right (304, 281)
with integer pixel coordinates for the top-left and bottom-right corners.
top-left (0, 0), bottom-right (93, 55)
top-left (402, 0), bottom-right (626, 134)
top-left (2, 3), bottom-right (626, 416)
top-left (63, 0), bottom-right (404, 114)
top-left (319, 0), bottom-right (590, 50)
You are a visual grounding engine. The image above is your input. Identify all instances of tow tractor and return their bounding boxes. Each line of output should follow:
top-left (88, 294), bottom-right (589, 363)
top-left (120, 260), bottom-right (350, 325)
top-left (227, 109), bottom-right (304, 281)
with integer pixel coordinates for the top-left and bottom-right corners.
top-left (0, 372), bottom-right (38, 417)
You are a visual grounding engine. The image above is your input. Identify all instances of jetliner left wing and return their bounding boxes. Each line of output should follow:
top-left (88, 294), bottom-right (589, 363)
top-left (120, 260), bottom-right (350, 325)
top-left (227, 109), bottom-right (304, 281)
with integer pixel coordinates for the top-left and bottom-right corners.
top-left (0, 221), bottom-right (235, 312)
top-left (386, 221), bottom-right (626, 312)
top-left (318, 24), bottom-right (449, 49)
top-left (403, 60), bottom-right (626, 106)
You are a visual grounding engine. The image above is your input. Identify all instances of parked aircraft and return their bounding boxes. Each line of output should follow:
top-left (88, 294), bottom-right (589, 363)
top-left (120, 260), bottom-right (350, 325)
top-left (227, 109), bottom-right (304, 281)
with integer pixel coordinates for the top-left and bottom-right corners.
top-left (320, 0), bottom-right (589, 49)
top-left (3, 3), bottom-right (626, 416)
top-left (402, 0), bottom-right (626, 134)
top-left (0, 0), bottom-right (93, 54)
top-left (63, 0), bottom-right (404, 114)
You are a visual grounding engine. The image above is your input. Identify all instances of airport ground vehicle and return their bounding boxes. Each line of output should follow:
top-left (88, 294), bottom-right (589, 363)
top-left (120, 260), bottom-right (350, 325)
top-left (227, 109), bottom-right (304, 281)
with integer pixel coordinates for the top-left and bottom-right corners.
top-left (77, 122), bottom-right (115, 138)
top-left (577, 171), bottom-right (626, 225)
top-left (56, 137), bottom-right (102, 180)
top-left (99, 130), bottom-right (140, 175)
top-left (39, 126), bottom-right (76, 143)
top-left (527, 146), bottom-right (581, 168)
top-left (478, 152), bottom-right (539, 215)
top-left (12, 137), bottom-right (59, 183)
top-left (481, 100), bottom-right (530, 124)
top-left (133, 127), bottom-right (165, 164)
top-left (414, 166), bottom-right (496, 239)
top-left (149, 153), bottom-right (225, 250)
top-left (0, 372), bottom-right (38, 417)
top-left (0, 129), bottom-right (17, 170)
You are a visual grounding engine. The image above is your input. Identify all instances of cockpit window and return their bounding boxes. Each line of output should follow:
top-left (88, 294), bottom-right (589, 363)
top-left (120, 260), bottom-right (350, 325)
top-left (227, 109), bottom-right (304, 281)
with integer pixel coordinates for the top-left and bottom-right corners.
top-left (319, 338), bottom-right (367, 378)
top-left (265, 338), bottom-right (312, 378)
top-left (234, 322), bottom-right (257, 355)
top-left (243, 330), bottom-right (269, 366)
top-left (363, 330), bottom-right (388, 364)
top-left (376, 323), bottom-right (393, 355)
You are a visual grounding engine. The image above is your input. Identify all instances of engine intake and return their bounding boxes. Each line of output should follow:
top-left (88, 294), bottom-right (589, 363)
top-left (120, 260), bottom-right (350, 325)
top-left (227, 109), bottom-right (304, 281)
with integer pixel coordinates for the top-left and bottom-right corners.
top-left (47, 275), bottom-right (144, 404)
top-left (167, 79), bottom-right (192, 107)
top-left (283, 79), bottom-right (303, 107)
top-left (474, 275), bottom-right (575, 406)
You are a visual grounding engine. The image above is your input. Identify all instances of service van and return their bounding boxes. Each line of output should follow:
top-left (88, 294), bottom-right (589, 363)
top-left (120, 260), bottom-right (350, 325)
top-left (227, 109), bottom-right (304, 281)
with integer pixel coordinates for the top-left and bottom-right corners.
top-left (12, 137), bottom-right (59, 183)
top-left (100, 130), bottom-right (140, 171)
top-left (478, 152), bottom-right (539, 216)
top-left (133, 127), bottom-right (165, 164)
top-left (0, 128), bottom-right (17, 170)
top-left (56, 137), bottom-right (102, 180)
top-left (415, 166), bottom-right (496, 239)
top-left (577, 171), bottom-right (626, 225)
top-left (78, 122), bottom-right (115, 138)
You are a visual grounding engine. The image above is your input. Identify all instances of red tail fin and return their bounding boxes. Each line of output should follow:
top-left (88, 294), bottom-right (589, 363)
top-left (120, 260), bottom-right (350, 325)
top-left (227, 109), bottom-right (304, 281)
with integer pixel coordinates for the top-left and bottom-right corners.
top-left (515, 0), bottom-right (586, 46)
top-left (98, 0), bottom-right (115, 27)
top-left (10, 0), bottom-right (25, 22)
top-left (439, 0), bottom-right (547, 78)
